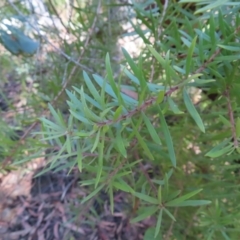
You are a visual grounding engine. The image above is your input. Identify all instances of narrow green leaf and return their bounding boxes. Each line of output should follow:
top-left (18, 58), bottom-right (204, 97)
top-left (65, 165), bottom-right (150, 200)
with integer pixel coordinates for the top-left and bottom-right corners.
top-left (109, 183), bottom-right (114, 214)
top-left (39, 117), bottom-right (64, 131)
top-left (113, 105), bottom-right (123, 120)
top-left (158, 107), bottom-right (176, 167)
top-left (71, 87), bottom-right (101, 110)
top-left (113, 180), bottom-right (134, 193)
top-left (130, 19), bottom-right (151, 44)
top-left (133, 192), bottom-right (159, 204)
top-left (179, 74), bottom-right (203, 88)
top-left (218, 44), bottom-right (240, 52)
top-left (93, 74), bottom-right (138, 105)
top-left (147, 45), bottom-right (180, 80)
top-left (183, 88), bottom-right (205, 133)
top-left (173, 65), bottom-right (185, 74)
top-left (155, 209), bottom-right (163, 238)
top-left (131, 120), bottom-right (154, 160)
top-left (144, 227), bottom-right (162, 240)
top-left (83, 93), bottom-right (102, 110)
top-left (83, 71), bottom-right (101, 103)
top-left (156, 91), bottom-right (165, 105)
top-left (40, 132), bottom-right (67, 141)
top-left (74, 130), bottom-right (94, 137)
top-left (194, 0), bottom-right (229, 14)
top-left (116, 129), bottom-right (127, 157)
top-left (205, 139), bottom-right (232, 158)
top-left (236, 118), bottom-right (240, 138)
top-left (95, 130), bottom-right (105, 188)
top-left (158, 186), bottom-right (162, 203)
top-left (48, 104), bottom-right (65, 127)
top-left (77, 142), bottom-right (83, 172)
top-left (122, 51), bottom-right (147, 100)
top-left (123, 67), bottom-right (166, 92)
top-left (105, 53), bottom-right (121, 102)
top-left (185, 36), bottom-right (197, 76)
top-left (68, 114), bottom-right (73, 128)
top-left (198, 33), bottom-right (204, 62)
top-left (79, 87), bottom-right (102, 122)
top-left (165, 189), bottom-right (203, 207)
top-left (130, 206), bottom-right (158, 223)
top-left (209, 14), bottom-right (216, 46)
top-left (168, 200), bottom-right (211, 207)
top-left (69, 110), bottom-right (93, 125)
top-left (122, 48), bottom-right (139, 75)
top-left (219, 115), bottom-right (231, 127)
top-left (166, 190), bottom-right (181, 202)
top-left (142, 112), bottom-right (162, 145)
top-left (136, 55), bottom-right (148, 98)
top-left (123, 67), bottom-right (140, 85)
top-left (163, 208), bottom-right (176, 222)
top-left (91, 129), bottom-right (101, 153)
top-left (81, 184), bottom-right (105, 204)
top-left (147, 45), bottom-right (165, 66)
top-left (66, 134), bottom-right (71, 154)
top-left (66, 90), bottom-right (83, 111)
top-left (195, 29), bottom-right (210, 42)
top-left (162, 173), bottom-right (169, 198)
top-left (215, 55), bottom-right (240, 61)
top-left (206, 145), bottom-right (233, 158)
top-left (181, 36), bottom-right (192, 48)
top-left (168, 97), bottom-right (184, 114)
top-left (221, 230), bottom-right (231, 240)
top-left (99, 107), bottom-right (113, 119)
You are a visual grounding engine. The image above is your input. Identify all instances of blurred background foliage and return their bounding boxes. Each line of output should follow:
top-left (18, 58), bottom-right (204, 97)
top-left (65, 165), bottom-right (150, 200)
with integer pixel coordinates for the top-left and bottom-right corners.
top-left (0, 0), bottom-right (240, 239)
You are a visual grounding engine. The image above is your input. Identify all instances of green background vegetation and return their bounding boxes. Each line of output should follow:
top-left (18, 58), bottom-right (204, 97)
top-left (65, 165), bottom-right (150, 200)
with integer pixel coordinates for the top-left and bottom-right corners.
top-left (1, 0), bottom-right (240, 239)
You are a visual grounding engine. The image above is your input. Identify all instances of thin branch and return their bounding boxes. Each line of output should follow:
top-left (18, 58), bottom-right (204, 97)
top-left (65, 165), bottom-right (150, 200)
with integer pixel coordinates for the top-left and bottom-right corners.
top-left (98, 47), bottom-right (224, 128)
top-left (97, 86), bottom-right (179, 127)
top-left (47, 0), bottom-right (70, 33)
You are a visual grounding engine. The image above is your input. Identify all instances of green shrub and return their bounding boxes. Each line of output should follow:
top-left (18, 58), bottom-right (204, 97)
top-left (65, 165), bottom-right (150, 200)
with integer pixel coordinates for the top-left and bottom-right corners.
top-left (2, 0), bottom-right (240, 239)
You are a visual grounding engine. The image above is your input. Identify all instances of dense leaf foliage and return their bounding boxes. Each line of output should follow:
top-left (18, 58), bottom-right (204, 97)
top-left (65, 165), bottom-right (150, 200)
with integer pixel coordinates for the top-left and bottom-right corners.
top-left (1, 0), bottom-right (240, 239)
